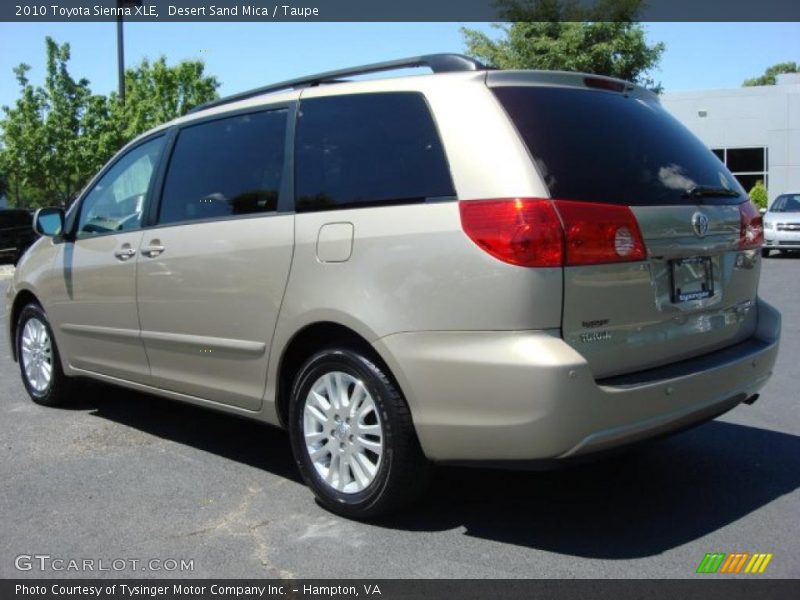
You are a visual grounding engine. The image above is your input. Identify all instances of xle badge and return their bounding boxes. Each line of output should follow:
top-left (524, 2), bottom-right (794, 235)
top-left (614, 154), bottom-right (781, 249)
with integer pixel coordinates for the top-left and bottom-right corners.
top-left (580, 331), bottom-right (611, 343)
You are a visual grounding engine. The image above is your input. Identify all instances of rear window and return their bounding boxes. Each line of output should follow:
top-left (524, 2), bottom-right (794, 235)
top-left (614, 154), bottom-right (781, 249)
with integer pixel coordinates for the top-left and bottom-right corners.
top-left (294, 92), bottom-right (455, 212)
top-left (493, 86), bottom-right (744, 206)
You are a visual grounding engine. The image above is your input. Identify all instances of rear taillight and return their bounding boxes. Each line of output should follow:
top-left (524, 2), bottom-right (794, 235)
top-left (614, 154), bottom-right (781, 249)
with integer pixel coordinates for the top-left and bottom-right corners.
top-left (459, 198), bottom-right (646, 267)
top-left (555, 200), bottom-right (646, 266)
top-left (739, 200), bottom-right (764, 250)
top-left (458, 199), bottom-right (563, 267)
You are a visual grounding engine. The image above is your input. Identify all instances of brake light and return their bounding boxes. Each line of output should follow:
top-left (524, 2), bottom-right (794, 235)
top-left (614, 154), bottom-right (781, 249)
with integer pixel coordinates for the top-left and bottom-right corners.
top-left (583, 76), bottom-right (628, 93)
top-left (459, 199), bottom-right (646, 267)
top-left (555, 200), bottom-right (647, 266)
top-left (459, 199), bottom-right (563, 267)
top-left (739, 201), bottom-right (764, 250)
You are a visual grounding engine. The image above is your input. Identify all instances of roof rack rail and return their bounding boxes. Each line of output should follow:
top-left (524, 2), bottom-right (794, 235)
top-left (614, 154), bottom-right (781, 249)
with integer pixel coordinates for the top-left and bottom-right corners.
top-left (189, 53), bottom-right (488, 114)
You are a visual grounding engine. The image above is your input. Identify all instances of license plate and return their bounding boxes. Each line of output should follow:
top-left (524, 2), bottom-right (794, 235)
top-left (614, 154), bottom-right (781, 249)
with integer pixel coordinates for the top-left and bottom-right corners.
top-left (670, 257), bottom-right (713, 303)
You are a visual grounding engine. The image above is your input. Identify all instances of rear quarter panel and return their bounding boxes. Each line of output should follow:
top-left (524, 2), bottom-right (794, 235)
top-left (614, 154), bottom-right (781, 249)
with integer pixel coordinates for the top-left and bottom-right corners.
top-left (265, 76), bottom-right (564, 422)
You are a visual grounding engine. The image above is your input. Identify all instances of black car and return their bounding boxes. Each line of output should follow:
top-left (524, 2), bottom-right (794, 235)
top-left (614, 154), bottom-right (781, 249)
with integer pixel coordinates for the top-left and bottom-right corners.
top-left (0, 209), bottom-right (37, 265)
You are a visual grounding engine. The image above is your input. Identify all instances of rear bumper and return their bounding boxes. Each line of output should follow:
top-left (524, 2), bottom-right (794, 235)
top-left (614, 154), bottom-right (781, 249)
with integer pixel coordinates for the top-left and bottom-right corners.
top-left (374, 298), bottom-right (780, 462)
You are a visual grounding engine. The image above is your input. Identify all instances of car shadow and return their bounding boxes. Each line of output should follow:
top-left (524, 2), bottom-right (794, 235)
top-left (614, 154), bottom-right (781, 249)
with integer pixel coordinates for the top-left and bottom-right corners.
top-left (66, 383), bottom-right (799, 559)
top-left (70, 381), bottom-right (301, 484)
top-left (382, 420), bottom-right (800, 559)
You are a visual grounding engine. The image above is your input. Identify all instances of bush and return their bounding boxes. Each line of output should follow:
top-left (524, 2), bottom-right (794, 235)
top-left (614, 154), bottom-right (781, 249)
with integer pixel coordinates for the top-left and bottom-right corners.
top-left (748, 180), bottom-right (768, 210)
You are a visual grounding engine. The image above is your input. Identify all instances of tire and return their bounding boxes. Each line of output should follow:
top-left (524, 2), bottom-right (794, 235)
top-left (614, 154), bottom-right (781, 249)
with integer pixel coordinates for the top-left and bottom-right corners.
top-left (288, 347), bottom-right (431, 519)
top-left (16, 303), bottom-right (74, 406)
top-left (761, 248), bottom-right (771, 258)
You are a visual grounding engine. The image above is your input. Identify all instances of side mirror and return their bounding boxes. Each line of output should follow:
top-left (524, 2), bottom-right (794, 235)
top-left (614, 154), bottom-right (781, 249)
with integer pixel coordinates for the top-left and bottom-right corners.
top-left (33, 207), bottom-right (65, 237)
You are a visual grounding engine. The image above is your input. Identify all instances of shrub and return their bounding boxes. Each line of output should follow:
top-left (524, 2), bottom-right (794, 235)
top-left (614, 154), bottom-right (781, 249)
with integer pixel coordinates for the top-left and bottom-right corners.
top-left (748, 180), bottom-right (768, 210)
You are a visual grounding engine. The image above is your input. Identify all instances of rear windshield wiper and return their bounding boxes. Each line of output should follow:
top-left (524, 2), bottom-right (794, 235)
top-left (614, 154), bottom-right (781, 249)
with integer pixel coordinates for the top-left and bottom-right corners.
top-left (682, 185), bottom-right (741, 199)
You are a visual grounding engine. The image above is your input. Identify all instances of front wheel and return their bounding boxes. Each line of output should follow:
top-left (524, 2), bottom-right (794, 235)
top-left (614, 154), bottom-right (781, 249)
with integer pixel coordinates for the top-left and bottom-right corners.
top-left (288, 348), bottom-right (430, 519)
top-left (16, 303), bottom-right (74, 406)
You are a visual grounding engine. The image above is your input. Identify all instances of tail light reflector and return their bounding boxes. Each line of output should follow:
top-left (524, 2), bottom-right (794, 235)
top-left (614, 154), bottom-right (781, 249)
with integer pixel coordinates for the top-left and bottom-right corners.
top-left (739, 201), bottom-right (764, 250)
top-left (459, 198), bottom-right (646, 267)
top-left (555, 200), bottom-right (647, 266)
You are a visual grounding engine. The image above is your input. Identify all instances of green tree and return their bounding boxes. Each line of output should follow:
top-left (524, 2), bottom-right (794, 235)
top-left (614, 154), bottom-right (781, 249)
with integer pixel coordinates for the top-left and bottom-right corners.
top-left (748, 180), bottom-right (768, 211)
top-left (0, 38), bottom-right (117, 208)
top-left (743, 62), bottom-right (798, 87)
top-left (462, 0), bottom-right (665, 91)
top-left (0, 62), bottom-right (50, 207)
top-left (0, 38), bottom-right (219, 209)
top-left (111, 57), bottom-right (220, 142)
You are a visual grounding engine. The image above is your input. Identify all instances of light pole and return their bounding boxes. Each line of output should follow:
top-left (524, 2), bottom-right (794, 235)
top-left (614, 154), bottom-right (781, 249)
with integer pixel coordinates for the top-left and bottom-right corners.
top-left (116, 0), bottom-right (143, 105)
top-left (116, 11), bottom-right (125, 103)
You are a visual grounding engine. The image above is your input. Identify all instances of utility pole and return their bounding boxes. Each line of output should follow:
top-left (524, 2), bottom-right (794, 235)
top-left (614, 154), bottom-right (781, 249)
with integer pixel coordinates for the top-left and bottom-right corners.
top-left (116, 11), bottom-right (125, 104)
top-left (116, 0), bottom-right (142, 105)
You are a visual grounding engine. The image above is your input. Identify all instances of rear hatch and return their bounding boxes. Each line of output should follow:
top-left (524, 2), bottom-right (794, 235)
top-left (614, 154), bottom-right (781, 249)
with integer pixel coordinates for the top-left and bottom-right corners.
top-left (490, 73), bottom-right (763, 379)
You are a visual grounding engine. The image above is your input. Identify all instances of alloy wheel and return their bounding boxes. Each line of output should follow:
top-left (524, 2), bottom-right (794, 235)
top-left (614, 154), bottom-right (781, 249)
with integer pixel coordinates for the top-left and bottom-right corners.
top-left (303, 371), bottom-right (384, 494)
top-left (20, 317), bottom-right (53, 394)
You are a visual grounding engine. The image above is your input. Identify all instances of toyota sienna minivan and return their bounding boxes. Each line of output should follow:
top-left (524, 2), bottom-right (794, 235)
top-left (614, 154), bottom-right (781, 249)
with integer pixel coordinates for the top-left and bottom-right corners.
top-left (7, 54), bottom-right (780, 518)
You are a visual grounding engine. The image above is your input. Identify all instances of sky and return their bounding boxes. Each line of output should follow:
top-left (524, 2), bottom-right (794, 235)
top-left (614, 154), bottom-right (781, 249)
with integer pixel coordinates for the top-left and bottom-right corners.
top-left (0, 21), bottom-right (798, 109)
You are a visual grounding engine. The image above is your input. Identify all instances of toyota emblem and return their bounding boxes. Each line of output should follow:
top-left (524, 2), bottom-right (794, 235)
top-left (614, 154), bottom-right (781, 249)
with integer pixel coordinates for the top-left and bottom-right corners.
top-left (692, 212), bottom-right (709, 237)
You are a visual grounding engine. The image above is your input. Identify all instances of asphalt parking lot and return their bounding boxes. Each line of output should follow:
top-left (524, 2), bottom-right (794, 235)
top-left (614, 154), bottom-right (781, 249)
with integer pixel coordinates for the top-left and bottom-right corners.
top-left (1, 257), bottom-right (798, 579)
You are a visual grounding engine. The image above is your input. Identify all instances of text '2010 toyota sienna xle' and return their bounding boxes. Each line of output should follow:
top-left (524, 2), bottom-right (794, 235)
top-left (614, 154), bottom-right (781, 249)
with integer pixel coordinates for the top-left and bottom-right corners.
top-left (7, 55), bottom-right (780, 518)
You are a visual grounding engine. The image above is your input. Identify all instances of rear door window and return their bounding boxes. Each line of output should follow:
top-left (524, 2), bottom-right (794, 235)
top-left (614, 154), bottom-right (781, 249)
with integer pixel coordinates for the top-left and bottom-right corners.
top-left (294, 92), bottom-right (455, 212)
top-left (492, 86), bottom-right (744, 206)
top-left (158, 109), bottom-right (287, 225)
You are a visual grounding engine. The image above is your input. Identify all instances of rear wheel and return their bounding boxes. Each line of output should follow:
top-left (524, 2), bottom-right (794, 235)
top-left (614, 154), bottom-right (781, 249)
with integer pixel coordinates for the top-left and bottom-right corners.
top-left (288, 347), bottom-right (430, 519)
top-left (16, 303), bottom-right (74, 406)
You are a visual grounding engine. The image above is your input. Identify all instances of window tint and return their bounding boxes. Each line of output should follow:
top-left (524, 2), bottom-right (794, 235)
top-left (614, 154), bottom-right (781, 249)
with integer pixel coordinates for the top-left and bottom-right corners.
top-left (78, 136), bottom-right (165, 238)
top-left (159, 110), bottom-right (287, 225)
top-left (295, 93), bottom-right (454, 212)
top-left (493, 87), bottom-right (744, 206)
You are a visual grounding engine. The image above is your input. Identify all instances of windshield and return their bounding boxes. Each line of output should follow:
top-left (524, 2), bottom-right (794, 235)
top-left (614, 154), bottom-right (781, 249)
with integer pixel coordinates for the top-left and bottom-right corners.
top-left (770, 194), bottom-right (800, 212)
top-left (492, 86), bottom-right (745, 206)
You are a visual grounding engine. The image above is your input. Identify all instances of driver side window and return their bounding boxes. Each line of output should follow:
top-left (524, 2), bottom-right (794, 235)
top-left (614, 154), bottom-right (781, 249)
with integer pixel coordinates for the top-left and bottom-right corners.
top-left (77, 136), bottom-right (165, 239)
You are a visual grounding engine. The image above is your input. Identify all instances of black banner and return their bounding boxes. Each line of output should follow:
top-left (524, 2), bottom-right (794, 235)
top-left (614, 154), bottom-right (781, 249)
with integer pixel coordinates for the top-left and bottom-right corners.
top-left (3, 580), bottom-right (800, 600)
top-left (2, 0), bottom-right (800, 22)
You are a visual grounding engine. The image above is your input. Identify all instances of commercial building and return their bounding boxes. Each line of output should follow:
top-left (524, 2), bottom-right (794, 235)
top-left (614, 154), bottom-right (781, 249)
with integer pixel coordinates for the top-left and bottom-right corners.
top-left (662, 73), bottom-right (800, 205)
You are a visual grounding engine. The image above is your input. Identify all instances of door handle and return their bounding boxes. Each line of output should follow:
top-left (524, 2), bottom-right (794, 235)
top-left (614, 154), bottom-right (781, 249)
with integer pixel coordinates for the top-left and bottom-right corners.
top-left (141, 244), bottom-right (165, 258)
top-left (114, 247), bottom-right (136, 261)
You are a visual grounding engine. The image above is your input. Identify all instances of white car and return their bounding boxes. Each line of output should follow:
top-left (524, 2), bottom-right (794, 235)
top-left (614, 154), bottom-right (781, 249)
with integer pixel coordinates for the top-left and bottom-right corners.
top-left (763, 193), bottom-right (800, 256)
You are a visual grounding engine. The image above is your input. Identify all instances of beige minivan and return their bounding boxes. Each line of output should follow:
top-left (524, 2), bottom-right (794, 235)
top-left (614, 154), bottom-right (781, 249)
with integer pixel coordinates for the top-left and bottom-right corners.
top-left (7, 55), bottom-right (780, 518)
